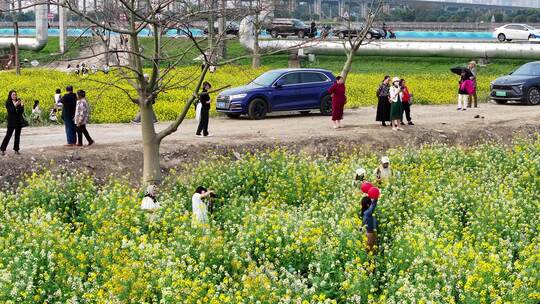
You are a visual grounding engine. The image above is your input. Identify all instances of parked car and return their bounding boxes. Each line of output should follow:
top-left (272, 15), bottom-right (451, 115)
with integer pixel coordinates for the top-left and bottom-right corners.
top-left (203, 21), bottom-right (240, 36)
top-left (333, 25), bottom-right (385, 40)
top-left (266, 19), bottom-right (311, 38)
top-left (490, 61), bottom-right (540, 105)
top-left (216, 68), bottom-right (336, 119)
top-left (493, 24), bottom-right (540, 42)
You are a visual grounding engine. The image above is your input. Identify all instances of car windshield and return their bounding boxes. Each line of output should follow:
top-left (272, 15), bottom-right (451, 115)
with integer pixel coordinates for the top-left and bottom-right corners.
top-left (250, 71), bottom-right (282, 86)
top-left (294, 20), bottom-right (307, 27)
top-left (513, 63), bottom-right (540, 76)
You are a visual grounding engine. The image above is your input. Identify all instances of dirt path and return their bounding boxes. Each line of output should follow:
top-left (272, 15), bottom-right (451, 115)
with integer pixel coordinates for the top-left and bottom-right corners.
top-left (0, 103), bottom-right (539, 187)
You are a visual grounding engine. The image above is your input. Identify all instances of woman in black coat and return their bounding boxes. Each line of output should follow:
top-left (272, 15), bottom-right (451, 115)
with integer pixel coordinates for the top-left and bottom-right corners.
top-left (376, 75), bottom-right (391, 126)
top-left (1, 90), bottom-right (25, 155)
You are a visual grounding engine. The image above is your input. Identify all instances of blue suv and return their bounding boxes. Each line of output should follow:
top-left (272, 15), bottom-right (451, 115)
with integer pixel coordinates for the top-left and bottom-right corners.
top-left (216, 68), bottom-right (336, 119)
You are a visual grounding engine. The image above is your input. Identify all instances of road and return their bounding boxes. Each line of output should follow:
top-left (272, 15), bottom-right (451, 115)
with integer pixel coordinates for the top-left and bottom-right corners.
top-left (9, 103), bottom-right (540, 151)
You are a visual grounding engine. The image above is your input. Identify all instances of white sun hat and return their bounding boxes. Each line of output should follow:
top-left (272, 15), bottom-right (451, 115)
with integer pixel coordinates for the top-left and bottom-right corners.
top-left (356, 168), bottom-right (366, 176)
top-left (392, 77), bottom-right (400, 83)
top-left (381, 156), bottom-right (390, 164)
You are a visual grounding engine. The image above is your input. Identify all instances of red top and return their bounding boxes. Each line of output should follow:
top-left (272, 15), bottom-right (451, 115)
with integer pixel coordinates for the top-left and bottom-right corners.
top-left (328, 82), bottom-right (346, 104)
top-left (402, 86), bottom-right (411, 103)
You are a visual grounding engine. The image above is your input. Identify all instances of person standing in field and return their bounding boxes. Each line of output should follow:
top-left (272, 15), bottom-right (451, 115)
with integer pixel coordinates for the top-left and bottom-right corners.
top-left (389, 77), bottom-right (404, 131)
top-left (61, 86), bottom-right (77, 146)
top-left (192, 186), bottom-right (214, 226)
top-left (360, 183), bottom-right (380, 253)
top-left (196, 81), bottom-right (212, 137)
top-left (141, 185), bottom-right (160, 212)
top-left (375, 156), bottom-right (392, 184)
top-left (1, 90), bottom-right (25, 155)
top-left (376, 75), bottom-right (391, 127)
top-left (74, 90), bottom-right (94, 146)
top-left (328, 75), bottom-right (346, 129)
top-left (399, 79), bottom-right (414, 126)
top-left (468, 61), bottom-right (478, 108)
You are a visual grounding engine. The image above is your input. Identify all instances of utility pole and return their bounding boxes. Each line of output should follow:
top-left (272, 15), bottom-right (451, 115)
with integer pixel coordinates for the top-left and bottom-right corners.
top-left (14, 21), bottom-right (20, 75)
top-left (59, 1), bottom-right (67, 54)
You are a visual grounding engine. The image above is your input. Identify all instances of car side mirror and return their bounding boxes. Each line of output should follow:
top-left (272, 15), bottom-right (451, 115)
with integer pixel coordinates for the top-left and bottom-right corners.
top-left (509, 71), bottom-right (513, 75)
top-left (274, 80), bottom-right (285, 88)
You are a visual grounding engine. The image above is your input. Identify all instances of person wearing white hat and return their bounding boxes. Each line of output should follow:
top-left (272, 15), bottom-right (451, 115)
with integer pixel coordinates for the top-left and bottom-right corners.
top-left (389, 77), bottom-right (404, 131)
top-left (353, 167), bottom-right (366, 186)
top-left (374, 156), bottom-right (392, 184)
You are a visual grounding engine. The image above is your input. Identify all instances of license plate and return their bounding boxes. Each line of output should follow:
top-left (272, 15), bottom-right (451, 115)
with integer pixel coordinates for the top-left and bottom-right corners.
top-left (217, 102), bottom-right (226, 108)
top-left (495, 91), bottom-right (507, 97)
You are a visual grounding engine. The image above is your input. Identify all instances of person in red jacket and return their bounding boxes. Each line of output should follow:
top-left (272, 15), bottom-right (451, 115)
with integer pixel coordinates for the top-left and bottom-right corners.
top-left (328, 76), bottom-right (346, 129)
top-left (399, 79), bottom-right (414, 125)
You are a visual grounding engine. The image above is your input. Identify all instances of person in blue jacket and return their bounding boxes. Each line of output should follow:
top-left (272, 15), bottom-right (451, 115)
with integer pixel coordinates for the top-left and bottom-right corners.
top-left (361, 186), bottom-right (380, 252)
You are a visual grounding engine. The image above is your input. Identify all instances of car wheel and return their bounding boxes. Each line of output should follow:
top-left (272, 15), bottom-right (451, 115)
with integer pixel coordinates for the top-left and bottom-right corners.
top-left (497, 33), bottom-right (506, 42)
top-left (248, 98), bottom-right (268, 120)
top-left (299, 110), bottom-right (310, 115)
top-left (320, 95), bottom-right (332, 116)
top-left (298, 30), bottom-right (305, 38)
top-left (494, 99), bottom-right (508, 105)
top-left (366, 32), bottom-right (373, 39)
top-left (226, 113), bottom-right (241, 119)
top-left (271, 30), bottom-right (278, 38)
top-left (527, 87), bottom-right (540, 105)
top-left (338, 32), bottom-right (345, 39)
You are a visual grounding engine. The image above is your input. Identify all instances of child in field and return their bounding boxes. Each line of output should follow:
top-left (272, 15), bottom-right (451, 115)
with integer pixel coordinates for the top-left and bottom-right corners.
top-left (375, 156), bottom-right (393, 184)
top-left (353, 167), bottom-right (366, 187)
top-left (31, 100), bottom-right (41, 123)
top-left (141, 185), bottom-right (160, 212)
top-left (359, 182), bottom-right (380, 253)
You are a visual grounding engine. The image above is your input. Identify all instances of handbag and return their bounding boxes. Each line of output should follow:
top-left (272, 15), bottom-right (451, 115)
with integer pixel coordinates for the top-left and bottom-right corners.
top-left (21, 116), bottom-right (29, 128)
top-left (195, 102), bottom-right (202, 122)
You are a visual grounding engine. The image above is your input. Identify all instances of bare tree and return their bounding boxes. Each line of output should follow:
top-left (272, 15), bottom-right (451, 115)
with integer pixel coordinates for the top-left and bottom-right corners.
top-left (339, 0), bottom-right (384, 80)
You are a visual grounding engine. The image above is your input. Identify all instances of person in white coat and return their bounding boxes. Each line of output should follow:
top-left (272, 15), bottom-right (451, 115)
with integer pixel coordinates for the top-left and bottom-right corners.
top-left (141, 185), bottom-right (160, 212)
top-left (374, 156), bottom-right (393, 184)
top-left (192, 186), bottom-right (214, 225)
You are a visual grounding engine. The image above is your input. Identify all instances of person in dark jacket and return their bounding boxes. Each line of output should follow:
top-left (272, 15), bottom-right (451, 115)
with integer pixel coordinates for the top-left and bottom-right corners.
top-left (1, 90), bottom-right (25, 155)
top-left (196, 81), bottom-right (212, 137)
top-left (61, 85), bottom-right (77, 146)
top-left (376, 75), bottom-right (391, 126)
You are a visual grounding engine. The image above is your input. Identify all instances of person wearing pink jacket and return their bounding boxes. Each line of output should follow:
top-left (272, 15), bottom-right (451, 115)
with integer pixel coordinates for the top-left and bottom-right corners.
top-left (457, 72), bottom-right (475, 111)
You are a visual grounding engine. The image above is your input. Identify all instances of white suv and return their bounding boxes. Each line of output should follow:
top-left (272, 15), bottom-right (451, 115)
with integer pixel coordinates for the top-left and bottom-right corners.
top-left (494, 24), bottom-right (540, 42)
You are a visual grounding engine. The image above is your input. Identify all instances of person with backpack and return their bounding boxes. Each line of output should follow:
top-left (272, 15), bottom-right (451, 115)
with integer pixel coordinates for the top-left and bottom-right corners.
top-left (399, 79), bottom-right (414, 126)
top-left (376, 76), bottom-right (391, 127)
top-left (74, 90), bottom-right (94, 146)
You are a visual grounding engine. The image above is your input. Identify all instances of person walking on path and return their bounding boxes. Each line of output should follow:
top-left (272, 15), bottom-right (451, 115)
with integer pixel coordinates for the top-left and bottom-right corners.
top-left (468, 61), bottom-right (478, 108)
top-left (328, 75), bottom-right (346, 129)
top-left (376, 76), bottom-right (391, 127)
top-left (389, 77), bottom-right (404, 131)
top-left (399, 79), bottom-right (414, 126)
top-left (196, 81), bottom-right (213, 137)
top-left (61, 86), bottom-right (77, 146)
top-left (1, 90), bottom-right (25, 155)
top-left (74, 90), bottom-right (94, 146)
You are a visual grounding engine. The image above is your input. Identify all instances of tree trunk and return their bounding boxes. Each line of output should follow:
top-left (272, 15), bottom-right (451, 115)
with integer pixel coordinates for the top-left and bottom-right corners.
top-left (251, 14), bottom-right (260, 68)
top-left (140, 102), bottom-right (161, 185)
top-left (340, 51), bottom-right (354, 81)
top-left (208, 1), bottom-right (215, 52)
top-left (217, 0), bottom-right (226, 58)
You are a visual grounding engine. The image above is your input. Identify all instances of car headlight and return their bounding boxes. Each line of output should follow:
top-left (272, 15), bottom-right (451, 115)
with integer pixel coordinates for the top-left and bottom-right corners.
top-left (490, 81), bottom-right (494, 90)
top-left (229, 93), bottom-right (247, 100)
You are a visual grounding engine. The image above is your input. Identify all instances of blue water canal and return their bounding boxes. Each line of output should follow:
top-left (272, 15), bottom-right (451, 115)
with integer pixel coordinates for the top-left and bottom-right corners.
top-left (0, 28), bottom-right (495, 40)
